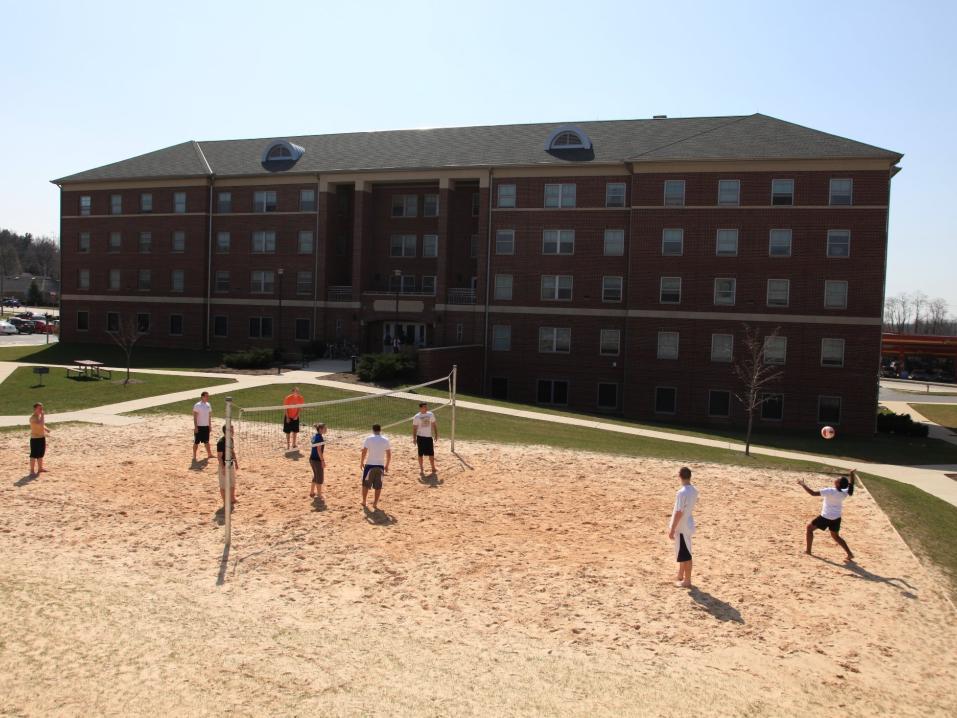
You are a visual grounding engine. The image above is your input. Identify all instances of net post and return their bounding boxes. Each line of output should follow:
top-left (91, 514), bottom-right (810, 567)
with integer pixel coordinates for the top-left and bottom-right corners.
top-left (224, 396), bottom-right (233, 547)
top-left (450, 365), bottom-right (457, 453)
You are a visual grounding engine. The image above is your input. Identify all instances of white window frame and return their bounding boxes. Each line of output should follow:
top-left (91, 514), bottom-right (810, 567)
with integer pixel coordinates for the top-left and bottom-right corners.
top-left (139, 232), bottom-right (152, 254)
top-left (599, 329), bottom-right (621, 356)
top-left (544, 183), bottom-right (576, 208)
top-left (657, 331), bottom-right (679, 360)
top-left (821, 338), bottom-right (846, 368)
top-left (708, 390), bottom-right (732, 418)
top-left (602, 276), bottom-right (623, 303)
top-left (137, 269), bottom-right (151, 291)
top-left (108, 232), bottom-right (121, 253)
top-left (253, 191), bottom-right (277, 213)
top-left (423, 194), bottom-right (439, 217)
top-left (422, 234), bottom-right (438, 258)
top-left (495, 229), bottom-right (515, 255)
top-left (605, 182), bottom-right (626, 208)
top-left (420, 275), bottom-right (436, 296)
top-left (827, 230), bottom-right (851, 258)
top-left (213, 315), bottom-right (228, 338)
top-left (140, 193), bottom-right (153, 212)
top-left (538, 327), bottom-right (571, 353)
top-left (77, 268), bottom-right (90, 290)
top-left (78, 233), bottom-right (90, 253)
top-left (494, 274), bottom-right (513, 301)
top-left (491, 324), bottom-right (511, 351)
top-left (659, 276), bottom-right (681, 304)
top-left (764, 336), bottom-right (787, 365)
top-left (711, 333), bottom-right (733, 362)
top-left (824, 280), bottom-right (848, 309)
top-left (542, 229), bottom-right (574, 255)
top-left (251, 231), bottom-right (276, 254)
top-left (110, 194), bottom-right (122, 214)
top-left (717, 179), bottom-right (740, 206)
top-left (766, 279), bottom-right (790, 307)
top-left (391, 194), bottom-right (418, 218)
top-left (106, 312), bottom-right (120, 333)
top-left (171, 231), bottom-right (185, 253)
top-left (299, 189), bottom-right (316, 212)
top-left (537, 379), bottom-right (570, 405)
top-left (390, 234), bottom-right (416, 258)
top-left (603, 229), bottom-right (625, 256)
top-left (250, 270), bottom-right (275, 294)
top-left (771, 178), bottom-right (794, 206)
top-left (713, 278), bottom-right (736, 306)
top-left (761, 393), bottom-right (785, 421)
top-left (79, 195), bottom-right (91, 215)
top-left (295, 318), bottom-right (311, 341)
top-left (541, 275), bottom-right (573, 301)
top-left (217, 191), bottom-right (232, 213)
top-left (829, 178), bottom-right (853, 206)
top-left (248, 317), bottom-right (274, 339)
top-left (661, 228), bottom-right (684, 256)
top-left (173, 192), bottom-right (187, 213)
top-left (297, 231), bottom-right (314, 255)
top-left (497, 183), bottom-right (516, 208)
top-left (296, 271), bottom-right (312, 295)
top-left (769, 229), bottom-right (792, 257)
top-left (663, 180), bottom-right (685, 206)
top-left (214, 270), bottom-right (230, 292)
top-left (715, 228), bottom-right (738, 256)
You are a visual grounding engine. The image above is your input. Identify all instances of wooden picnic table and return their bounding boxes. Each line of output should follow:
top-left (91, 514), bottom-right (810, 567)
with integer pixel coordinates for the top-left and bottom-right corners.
top-left (67, 360), bottom-right (112, 380)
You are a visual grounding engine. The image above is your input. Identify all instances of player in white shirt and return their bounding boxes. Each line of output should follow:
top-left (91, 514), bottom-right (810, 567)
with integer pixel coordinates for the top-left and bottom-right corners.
top-left (798, 470), bottom-right (856, 560)
top-left (411, 402), bottom-right (438, 475)
top-left (192, 391), bottom-right (213, 462)
top-left (360, 424), bottom-right (392, 510)
top-left (668, 466), bottom-right (699, 588)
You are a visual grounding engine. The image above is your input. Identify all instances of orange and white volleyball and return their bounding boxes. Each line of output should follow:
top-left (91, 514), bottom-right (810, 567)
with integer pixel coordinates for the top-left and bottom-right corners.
top-left (821, 426), bottom-right (836, 440)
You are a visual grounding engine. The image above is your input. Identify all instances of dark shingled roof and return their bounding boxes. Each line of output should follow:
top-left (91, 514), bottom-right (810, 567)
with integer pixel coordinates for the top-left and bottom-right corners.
top-left (53, 114), bottom-right (901, 184)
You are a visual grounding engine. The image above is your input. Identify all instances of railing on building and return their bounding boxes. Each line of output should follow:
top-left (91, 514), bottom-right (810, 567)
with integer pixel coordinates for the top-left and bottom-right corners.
top-left (447, 288), bottom-right (476, 305)
top-left (327, 286), bottom-right (353, 302)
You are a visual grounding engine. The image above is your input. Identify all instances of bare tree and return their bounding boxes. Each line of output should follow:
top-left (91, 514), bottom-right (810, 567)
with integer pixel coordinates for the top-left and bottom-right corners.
top-left (911, 291), bottom-right (928, 334)
top-left (924, 298), bottom-right (950, 335)
top-left (733, 325), bottom-right (784, 456)
top-left (0, 237), bottom-right (21, 316)
top-left (105, 314), bottom-right (144, 385)
top-left (25, 237), bottom-right (60, 282)
top-left (883, 293), bottom-right (912, 334)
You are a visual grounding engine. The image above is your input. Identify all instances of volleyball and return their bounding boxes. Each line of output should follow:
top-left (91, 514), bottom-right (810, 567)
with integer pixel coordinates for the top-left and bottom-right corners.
top-left (821, 426), bottom-right (836, 440)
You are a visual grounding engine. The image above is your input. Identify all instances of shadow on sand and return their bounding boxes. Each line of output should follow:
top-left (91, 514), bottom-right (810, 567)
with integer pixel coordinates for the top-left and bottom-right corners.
top-left (189, 458), bottom-right (209, 472)
top-left (364, 506), bottom-right (397, 526)
top-left (451, 451), bottom-right (474, 471)
top-left (15, 473), bottom-right (39, 487)
top-left (311, 496), bottom-right (327, 512)
top-left (284, 449), bottom-right (303, 461)
top-left (688, 587), bottom-right (744, 623)
top-left (811, 554), bottom-right (917, 599)
top-left (417, 471), bottom-right (443, 487)
top-left (216, 544), bottom-right (230, 586)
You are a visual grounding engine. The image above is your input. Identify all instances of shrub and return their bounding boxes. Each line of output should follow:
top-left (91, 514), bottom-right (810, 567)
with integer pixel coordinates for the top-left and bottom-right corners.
top-left (223, 347), bottom-right (273, 369)
top-left (301, 339), bottom-right (327, 362)
top-left (876, 410), bottom-right (930, 437)
top-left (356, 352), bottom-right (416, 382)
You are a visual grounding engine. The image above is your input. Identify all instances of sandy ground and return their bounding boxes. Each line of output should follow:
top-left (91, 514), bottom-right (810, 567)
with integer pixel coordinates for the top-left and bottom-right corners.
top-left (1, 417), bottom-right (955, 717)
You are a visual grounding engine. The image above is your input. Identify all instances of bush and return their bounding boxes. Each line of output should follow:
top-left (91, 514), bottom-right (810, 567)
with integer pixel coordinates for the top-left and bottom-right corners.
top-left (356, 352), bottom-right (416, 382)
top-left (877, 410), bottom-right (930, 437)
top-left (301, 339), bottom-right (327, 362)
top-left (223, 347), bottom-right (274, 369)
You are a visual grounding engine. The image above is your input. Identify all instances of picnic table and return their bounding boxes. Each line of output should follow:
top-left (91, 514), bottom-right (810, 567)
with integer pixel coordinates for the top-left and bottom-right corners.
top-left (66, 360), bottom-right (112, 380)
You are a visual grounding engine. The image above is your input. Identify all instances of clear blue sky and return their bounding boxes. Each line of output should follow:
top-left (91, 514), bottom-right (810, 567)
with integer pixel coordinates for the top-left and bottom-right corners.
top-left (1, 0), bottom-right (954, 307)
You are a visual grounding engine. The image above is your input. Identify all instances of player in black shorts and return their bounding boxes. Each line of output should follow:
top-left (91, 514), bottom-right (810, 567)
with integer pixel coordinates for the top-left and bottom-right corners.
top-left (411, 402), bottom-right (438, 475)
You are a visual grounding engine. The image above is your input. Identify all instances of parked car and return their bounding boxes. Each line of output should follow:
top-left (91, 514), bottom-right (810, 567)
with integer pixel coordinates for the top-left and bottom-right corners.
top-left (2, 297), bottom-right (20, 307)
top-left (0, 320), bottom-right (17, 335)
top-left (8, 317), bottom-right (34, 333)
top-left (909, 370), bottom-right (931, 381)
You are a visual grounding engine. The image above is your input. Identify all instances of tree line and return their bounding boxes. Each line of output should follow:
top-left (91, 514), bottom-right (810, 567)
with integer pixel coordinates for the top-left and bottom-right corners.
top-left (883, 291), bottom-right (956, 335)
top-left (0, 228), bottom-right (60, 281)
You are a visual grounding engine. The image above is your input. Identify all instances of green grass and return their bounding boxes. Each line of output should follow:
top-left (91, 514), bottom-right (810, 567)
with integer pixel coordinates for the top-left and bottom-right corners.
top-left (910, 404), bottom-right (957, 432)
top-left (860, 473), bottom-right (957, 603)
top-left (0, 341), bottom-right (224, 370)
top-left (0, 366), bottom-right (234, 415)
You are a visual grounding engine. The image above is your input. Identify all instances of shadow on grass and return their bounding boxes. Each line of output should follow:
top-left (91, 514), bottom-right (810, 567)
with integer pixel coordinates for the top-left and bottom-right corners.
top-left (688, 587), bottom-right (744, 623)
top-left (811, 554), bottom-right (917, 599)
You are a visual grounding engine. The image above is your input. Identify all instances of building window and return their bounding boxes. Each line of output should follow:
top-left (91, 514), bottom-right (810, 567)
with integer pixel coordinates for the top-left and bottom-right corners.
top-left (661, 228), bottom-right (684, 256)
top-left (108, 269), bottom-right (121, 291)
top-left (76, 311), bottom-right (89, 331)
top-left (471, 193), bottom-right (480, 217)
top-left (109, 232), bottom-right (121, 252)
top-left (298, 231), bottom-right (314, 254)
top-left (79, 195), bottom-right (91, 215)
top-left (249, 317), bottom-right (274, 338)
top-left (490, 230), bottom-right (514, 257)
top-left (829, 179), bottom-right (853, 206)
top-left (110, 194), bottom-right (122, 214)
top-left (660, 277), bottom-right (681, 304)
top-left (388, 274), bottom-right (417, 293)
top-left (714, 278), bottom-right (736, 306)
top-left (707, 333), bottom-right (733, 363)
top-left (769, 229), bottom-right (792, 257)
top-left (392, 194), bottom-right (417, 218)
top-left (655, 386), bottom-right (677, 414)
top-left (456, 322), bottom-right (465, 342)
top-left (764, 336), bottom-right (787, 365)
top-left (171, 231), bottom-right (185, 253)
top-left (827, 230), bottom-right (850, 258)
top-left (767, 279), bottom-right (790, 307)
top-left (217, 191), bottom-right (232, 213)
top-left (539, 327), bottom-right (571, 353)
top-left (603, 229), bottom-right (625, 256)
top-left (716, 228), bottom-right (738, 256)
top-left (825, 280), bottom-right (848, 309)
top-left (251, 231), bottom-right (276, 254)
top-left (602, 276), bottom-right (623, 303)
top-left (421, 275), bottom-right (436, 295)
top-left (497, 183), bottom-right (516, 208)
top-left (216, 232), bottom-right (230, 253)
top-left (77, 269), bottom-right (90, 290)
top-left (423, 194), bottom-right (439, 217)
top-left (494, 274), bottom-right (513, 300)
top-left (492, 324), bottom-right (511, 351)
top-left (708, 390), bottom-right (731, 418)
top-left (772, 179), bottom-right (794, 206)
top-left (390, 234), bottom-right (416, 257)
top-left (137, 269), bottom-right (151, 291)
top-left (214, 271), bottom-right (229, 292)
top-left (250, 270), bottom-right (275, 293)
top-left (537, 379), bottom-right (569, 405)
top-left (78, 233), bottom-right (90, 253)
top-left (170, 270), bottom-right (184, 293)
top-left (821, 338), bottom-right (845, 367)
top-left (544, 183), bottom-right (576, 208)
top-left (295, 318), bottom-right (311, 341)
top-left (213, 315), bottom-right (228, 338)
top-left (139, 232), bottom-right (152, 253)
top-left (663, 180), bottom-right (685, 206)
top-left (169, 314), bottom-right (183, 336)
top-left (334, 319), bottom-right (343, 338)
top-left (541, 275), bottom-right (573, 301)
top-left (761, 393), bottom-right (784, 420)
top-left (605, 182), bottom-right (626, 207)
top-left (253, 191), bottom-right (278, 212)
top-left (818, 396), bottom-right (842, 424)
top-left (106, 312), bottom-right (119, 333)
top-left (657, 331), bottom-right (679, 359)
top-left (140, 193), bottom-right (153, 212)
top-left (717, 180), bottom-right (740, 206)
top-left (136, 313), bottom-right (150, 333)
top-left (299, 189), bottom-right (316, 212)
top-left (542, 229), bottom-right (574, 255)
top-left (600, 329), bottom-right (621, 356)
top-left (422, 234), bottom-right (438, 258)
top-left (469, 234), bottom-right (479, 258)
top-left (173, 192), bottom-right (187, 213)
top-left (296, 271), bottom-right (312, 295)
top-left (597, 383), bottom-right (619, 410)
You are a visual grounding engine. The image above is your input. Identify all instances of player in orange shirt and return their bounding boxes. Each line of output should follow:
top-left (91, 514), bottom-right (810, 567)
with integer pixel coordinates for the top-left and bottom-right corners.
top-left (283, 387), bottom-right (305, 450)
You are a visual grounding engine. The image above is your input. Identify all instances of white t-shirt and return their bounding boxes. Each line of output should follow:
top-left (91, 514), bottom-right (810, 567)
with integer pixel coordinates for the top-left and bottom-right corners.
top-left (362, 434), bottom-right (391, 465)
top-left (819, 487), bottom-right (849, 520)
top-left (671, 484), bottom-right (699, 535)
top-left (193, 401), bottom-right (212, 426)
top-left (413, 411), bottom-right (436, 437)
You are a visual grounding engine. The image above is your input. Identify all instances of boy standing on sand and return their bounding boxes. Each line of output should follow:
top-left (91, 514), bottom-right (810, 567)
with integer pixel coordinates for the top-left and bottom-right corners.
top-left (283, 387), bottom-right (305, 450)
top-left (360, 424), bottom-right (391, 510)
top-left (192, 392), bottom-right (213, 462)
top-left (216, 425), bottom-right (240, 507)
top-left (411, 402), bottom-right (438, 475)
top-left (309, 422), bottom-right (327, 500)
top-left (668, 467), bottom-right (698, 588)
top-left (28, 402), bottom-right (51, 476)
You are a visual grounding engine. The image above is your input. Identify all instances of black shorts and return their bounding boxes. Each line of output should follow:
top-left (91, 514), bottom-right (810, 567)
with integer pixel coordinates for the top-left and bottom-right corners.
top-left (194, 426), bottom-right (210, 444)
top-left (283, 417), bottom-right (300, 434)
top-left (416, 435), bottom-right (434, 457)
top-left (812, 515), bottom-right (842, 532)
top-left (362, 465), bottom-right (384, 490)
top-left (310, 458), bottom-right (324, 485)
top-left (30, 437), bottom-right (46, 459)
top-left (677, 534), bottom-right (692, 562)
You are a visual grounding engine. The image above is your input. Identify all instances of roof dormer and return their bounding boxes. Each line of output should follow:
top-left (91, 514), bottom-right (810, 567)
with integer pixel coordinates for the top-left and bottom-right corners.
top-left (544, 126), bottom-right (592, 151)
top-left (261, 139), bottom-right (305, 164)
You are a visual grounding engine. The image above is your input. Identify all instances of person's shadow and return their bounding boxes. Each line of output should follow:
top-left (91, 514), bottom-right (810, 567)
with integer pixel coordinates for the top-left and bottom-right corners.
top-left (363, 506), bottom-right (397, 526)
top-left (688, 587), bottom-right (744, 623)
top-left (14, 473), bottom-right (39, 487)
top-left (311, 496), bottom-right (327, 512)
top-left (189, 458), bottom-right (208, 471)
top-left (213, 507), bottom-right (225, 526)
top-left (811, 555), bottom-right (917, 599)
top-left (284, 450), bottom-right (303, 460)
top-left (418, 471), bottom-right (443, 487)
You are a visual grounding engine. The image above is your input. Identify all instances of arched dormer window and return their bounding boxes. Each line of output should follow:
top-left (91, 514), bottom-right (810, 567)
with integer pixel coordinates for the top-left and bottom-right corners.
top-left (261, 139), bottom-right (305, 164)
top-left (544, 126), bottom-right (592, 151)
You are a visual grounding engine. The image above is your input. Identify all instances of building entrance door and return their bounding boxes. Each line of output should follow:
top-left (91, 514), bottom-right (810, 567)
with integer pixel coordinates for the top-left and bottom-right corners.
top-left (383, 321), bottom-right (426, 349)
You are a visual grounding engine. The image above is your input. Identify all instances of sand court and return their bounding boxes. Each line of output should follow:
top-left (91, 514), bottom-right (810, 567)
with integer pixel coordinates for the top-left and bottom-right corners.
top-left (1, 416), bottom-right (955, 716)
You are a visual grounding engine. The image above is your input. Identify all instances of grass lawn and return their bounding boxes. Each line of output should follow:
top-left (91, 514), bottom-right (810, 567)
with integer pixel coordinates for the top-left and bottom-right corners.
top-left (860, 473), bottom-right (957, 603)
top-left (0, 341), bottom-right (224, 370)
top-left (0, 366), bottom-right (234, 415)
top-left (910, 403), bottom-right (957, 432)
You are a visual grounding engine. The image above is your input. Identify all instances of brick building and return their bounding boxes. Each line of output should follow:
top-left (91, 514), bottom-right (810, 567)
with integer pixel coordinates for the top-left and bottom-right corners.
top-left (54, 114), bottom-right (901, 433)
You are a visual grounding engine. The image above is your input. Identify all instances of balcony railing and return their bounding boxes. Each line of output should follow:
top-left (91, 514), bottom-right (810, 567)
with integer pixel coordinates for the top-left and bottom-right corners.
top-left (327, 285), bottom-right (353, 302)
top-left (447, 288), bottom-right (476, 305)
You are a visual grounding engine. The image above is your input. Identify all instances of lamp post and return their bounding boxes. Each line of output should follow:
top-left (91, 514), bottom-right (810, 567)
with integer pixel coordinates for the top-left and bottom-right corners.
top-left (392, 268), bottom-right (402, 350)
top-left (277, 267), bottom-right (285, 373)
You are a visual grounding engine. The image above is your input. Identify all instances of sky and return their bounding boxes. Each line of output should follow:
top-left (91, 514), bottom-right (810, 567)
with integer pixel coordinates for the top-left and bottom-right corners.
top-left (1, 0), bottom-right (955, 308)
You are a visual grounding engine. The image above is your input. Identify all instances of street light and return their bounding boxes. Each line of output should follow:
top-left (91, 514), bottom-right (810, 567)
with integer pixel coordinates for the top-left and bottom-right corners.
top-left (392, 268), bottom-right (402, 350)
top-left (277, 267), bottom-right (285, 371)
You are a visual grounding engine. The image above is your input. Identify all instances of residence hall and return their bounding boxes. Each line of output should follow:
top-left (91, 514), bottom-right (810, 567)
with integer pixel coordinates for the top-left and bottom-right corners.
top-left (53, 114), bottom-right (902, 434)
